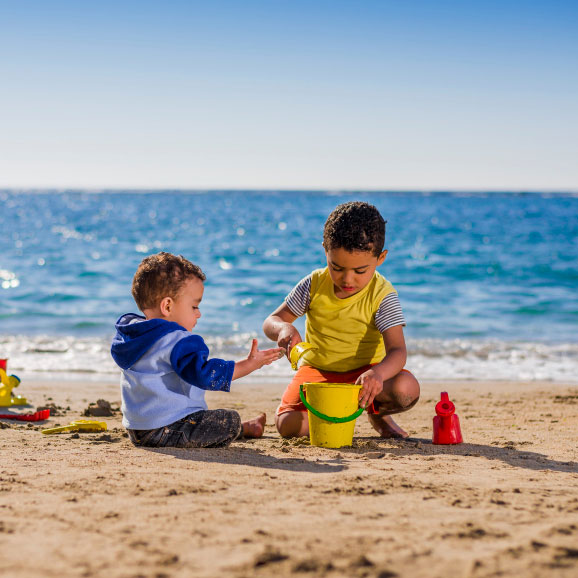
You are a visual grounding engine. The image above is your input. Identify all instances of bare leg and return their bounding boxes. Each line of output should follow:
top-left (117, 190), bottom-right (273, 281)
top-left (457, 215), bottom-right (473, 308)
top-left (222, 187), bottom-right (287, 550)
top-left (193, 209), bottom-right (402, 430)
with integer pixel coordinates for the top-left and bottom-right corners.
top-left (242, 412), bottom-right (266, 438)
top-left (368, 371), bottom-right (420, 439)
top-left (275, 411), bottom-right (309, 438)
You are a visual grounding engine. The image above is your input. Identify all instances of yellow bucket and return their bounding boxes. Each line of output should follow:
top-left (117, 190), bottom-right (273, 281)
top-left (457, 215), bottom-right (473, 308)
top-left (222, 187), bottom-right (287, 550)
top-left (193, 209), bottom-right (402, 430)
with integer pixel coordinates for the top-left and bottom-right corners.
top-left (300, 382), bottom-right (364, 448)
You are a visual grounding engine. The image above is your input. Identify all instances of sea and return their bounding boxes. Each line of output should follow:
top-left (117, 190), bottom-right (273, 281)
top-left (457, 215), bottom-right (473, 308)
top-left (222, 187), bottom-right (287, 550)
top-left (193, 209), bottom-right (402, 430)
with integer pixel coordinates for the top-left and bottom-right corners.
top-left (1, 189), bottom-right (577, 384)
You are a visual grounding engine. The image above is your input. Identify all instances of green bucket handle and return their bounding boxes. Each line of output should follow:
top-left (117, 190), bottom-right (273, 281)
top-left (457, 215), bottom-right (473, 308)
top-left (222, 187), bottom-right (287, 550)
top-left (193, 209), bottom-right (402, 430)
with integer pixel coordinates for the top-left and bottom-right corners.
top-left (299, 385), bottom-right (365, 424)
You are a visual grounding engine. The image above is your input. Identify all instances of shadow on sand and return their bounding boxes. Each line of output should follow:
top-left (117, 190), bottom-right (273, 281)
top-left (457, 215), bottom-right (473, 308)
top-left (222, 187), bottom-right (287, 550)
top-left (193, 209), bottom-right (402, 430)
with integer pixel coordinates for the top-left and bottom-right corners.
top-left (144, 441), bottom-right (347, 473)
top-left (342, 436), bottom-right (577, 474)
top-left (134, 434), bottom-right (575, 474)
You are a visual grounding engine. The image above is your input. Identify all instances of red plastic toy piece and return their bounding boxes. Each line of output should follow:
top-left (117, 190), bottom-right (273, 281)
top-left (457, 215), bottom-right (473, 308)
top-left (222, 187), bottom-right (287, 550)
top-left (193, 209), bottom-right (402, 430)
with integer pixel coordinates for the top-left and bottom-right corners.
top-left (432, 392), bottom-right (463, 444)
top-left (0, 409), bottom-right (50, 422)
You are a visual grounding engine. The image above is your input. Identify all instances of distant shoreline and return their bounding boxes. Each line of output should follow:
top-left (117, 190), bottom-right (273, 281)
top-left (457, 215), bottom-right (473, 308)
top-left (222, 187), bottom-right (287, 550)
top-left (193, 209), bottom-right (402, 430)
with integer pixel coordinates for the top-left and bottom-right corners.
top-left (2, 188), bottom-right (578, 196)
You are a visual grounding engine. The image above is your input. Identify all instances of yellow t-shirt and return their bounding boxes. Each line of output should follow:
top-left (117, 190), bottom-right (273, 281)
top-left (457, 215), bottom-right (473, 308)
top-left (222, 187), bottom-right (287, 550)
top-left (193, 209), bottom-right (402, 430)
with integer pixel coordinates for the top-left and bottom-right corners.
top-left (301, 268), bottom-right (397, 372)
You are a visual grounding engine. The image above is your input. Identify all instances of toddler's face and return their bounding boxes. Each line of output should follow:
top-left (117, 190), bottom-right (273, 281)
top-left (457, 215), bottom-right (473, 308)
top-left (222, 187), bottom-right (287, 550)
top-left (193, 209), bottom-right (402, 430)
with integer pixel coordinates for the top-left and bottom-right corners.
top-left (165, 277), bottom-right (204, 331)
top-left (325, 247), bottom-right (386, 299)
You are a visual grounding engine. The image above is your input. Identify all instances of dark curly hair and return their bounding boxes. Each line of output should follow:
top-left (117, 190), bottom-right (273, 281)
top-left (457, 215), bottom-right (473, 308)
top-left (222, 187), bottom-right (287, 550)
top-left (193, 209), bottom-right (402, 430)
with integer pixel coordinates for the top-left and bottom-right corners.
top-left (323, 202), bottom-right (386, 257)
top-left (131, 252), bottom-right (206, 311)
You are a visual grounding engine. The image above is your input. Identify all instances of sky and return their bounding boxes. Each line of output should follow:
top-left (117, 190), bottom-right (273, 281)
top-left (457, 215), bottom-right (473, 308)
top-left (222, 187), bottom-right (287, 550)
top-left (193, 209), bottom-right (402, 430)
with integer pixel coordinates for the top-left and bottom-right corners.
top-left (1, 0), bottom-right (577, 190)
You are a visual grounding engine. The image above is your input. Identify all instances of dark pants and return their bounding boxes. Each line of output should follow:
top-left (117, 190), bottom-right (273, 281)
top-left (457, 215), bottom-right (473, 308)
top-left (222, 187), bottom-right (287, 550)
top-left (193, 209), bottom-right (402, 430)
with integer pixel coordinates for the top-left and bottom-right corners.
top-left (128, 409), bottom-right (242, 448)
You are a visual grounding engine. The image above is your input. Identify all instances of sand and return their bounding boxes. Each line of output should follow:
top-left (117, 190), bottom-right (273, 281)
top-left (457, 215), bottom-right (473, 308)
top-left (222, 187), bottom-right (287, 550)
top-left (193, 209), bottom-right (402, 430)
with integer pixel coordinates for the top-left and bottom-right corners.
top-left (1, 377), bottom-right (577, 578)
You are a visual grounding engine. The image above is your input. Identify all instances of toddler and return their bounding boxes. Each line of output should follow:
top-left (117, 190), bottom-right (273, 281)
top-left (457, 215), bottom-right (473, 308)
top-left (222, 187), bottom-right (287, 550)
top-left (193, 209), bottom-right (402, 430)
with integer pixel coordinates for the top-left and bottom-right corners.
top-left (112, 252), bottom-right (283, 448)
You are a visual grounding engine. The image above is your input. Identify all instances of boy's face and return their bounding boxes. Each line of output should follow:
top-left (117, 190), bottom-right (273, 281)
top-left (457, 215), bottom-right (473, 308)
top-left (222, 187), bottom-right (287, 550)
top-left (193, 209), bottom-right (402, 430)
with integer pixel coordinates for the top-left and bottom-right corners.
top-left (162, 276), bottom-right (204, 331)
top-left (325, 247), bottom-right (386, 299)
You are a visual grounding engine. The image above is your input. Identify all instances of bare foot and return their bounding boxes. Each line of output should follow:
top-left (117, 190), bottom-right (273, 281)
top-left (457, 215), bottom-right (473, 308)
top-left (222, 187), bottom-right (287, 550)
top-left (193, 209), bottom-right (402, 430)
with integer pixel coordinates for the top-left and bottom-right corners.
top-left (368, 413), bottom-right (408, 439)
top-left (242, 413), bottom-right (266, 438)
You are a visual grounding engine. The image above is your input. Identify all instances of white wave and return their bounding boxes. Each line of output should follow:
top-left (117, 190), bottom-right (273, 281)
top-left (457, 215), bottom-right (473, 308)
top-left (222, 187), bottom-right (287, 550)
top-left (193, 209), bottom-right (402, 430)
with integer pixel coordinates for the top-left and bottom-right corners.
top-left (1, 334), bottom-right (577, 384)
top-left (406, 338), bottom-right (578, 382)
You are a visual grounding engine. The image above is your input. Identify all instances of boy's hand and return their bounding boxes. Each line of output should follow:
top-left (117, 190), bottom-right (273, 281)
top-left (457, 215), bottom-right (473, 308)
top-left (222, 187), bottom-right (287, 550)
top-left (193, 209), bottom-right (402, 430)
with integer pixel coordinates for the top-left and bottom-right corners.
top-left (277, 326), bottom-right (302, 360)
top-left (247, 339), bottom-right (285, 369)
top-left (356, 368), bottom-right (384, 409)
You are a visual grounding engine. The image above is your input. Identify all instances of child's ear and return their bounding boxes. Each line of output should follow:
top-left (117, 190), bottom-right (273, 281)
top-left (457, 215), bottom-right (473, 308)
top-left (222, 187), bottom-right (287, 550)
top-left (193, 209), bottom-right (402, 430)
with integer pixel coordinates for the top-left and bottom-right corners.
top-left (159, 297), bottom-right (173, 316)
top-left (377, 250), bottom-right (388, 266)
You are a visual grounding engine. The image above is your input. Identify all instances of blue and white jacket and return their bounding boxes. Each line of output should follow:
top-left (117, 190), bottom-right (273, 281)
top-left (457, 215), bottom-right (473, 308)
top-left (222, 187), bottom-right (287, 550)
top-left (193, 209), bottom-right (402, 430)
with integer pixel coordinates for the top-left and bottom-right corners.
top-left (111, 314), bottom-right (235, 430)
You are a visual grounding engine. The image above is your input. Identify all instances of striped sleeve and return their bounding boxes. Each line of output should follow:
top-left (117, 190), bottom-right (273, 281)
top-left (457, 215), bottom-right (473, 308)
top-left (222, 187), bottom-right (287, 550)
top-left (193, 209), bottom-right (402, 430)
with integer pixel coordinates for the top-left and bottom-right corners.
top-left (374, 292), bottom-right (406, 333)
top-left (285, 274), bottom-right (312, 317)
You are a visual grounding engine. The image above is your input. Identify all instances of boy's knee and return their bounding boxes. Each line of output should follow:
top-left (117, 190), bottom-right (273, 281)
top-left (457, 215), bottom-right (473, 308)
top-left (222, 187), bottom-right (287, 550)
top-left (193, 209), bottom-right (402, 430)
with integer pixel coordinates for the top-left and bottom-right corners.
top-left (275, 412), bottom-right (307, 438)
top-left (396, 373), bottom-right (420, 405)
top-left (276, 420), bottom-right (297, 438)
top-left (398, 392), bottom-right (419, 411)
top-left (277, 425), bottom-right (295, 438)
top-left (381, 372), bottom-right (419, 412)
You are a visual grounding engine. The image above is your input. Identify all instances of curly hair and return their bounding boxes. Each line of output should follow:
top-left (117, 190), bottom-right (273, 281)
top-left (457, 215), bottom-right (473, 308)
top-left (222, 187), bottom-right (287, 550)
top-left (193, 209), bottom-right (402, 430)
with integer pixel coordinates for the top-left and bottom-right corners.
top-left (131, 252), bottom-right (206, 311)
top-left (323, 201), bottom-right (386, 257)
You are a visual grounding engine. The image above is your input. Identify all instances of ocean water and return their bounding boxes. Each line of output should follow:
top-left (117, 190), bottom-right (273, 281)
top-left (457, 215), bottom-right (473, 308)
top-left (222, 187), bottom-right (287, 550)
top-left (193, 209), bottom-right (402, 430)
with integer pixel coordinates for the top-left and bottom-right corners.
top-left (1, 190), bottom-right (577, 383)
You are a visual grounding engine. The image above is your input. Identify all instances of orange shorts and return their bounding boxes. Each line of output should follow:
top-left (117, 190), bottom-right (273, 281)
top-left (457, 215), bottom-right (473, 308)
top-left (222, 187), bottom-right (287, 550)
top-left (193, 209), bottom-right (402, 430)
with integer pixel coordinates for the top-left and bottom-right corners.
top-left (276, 365), bottom-right (413, 416)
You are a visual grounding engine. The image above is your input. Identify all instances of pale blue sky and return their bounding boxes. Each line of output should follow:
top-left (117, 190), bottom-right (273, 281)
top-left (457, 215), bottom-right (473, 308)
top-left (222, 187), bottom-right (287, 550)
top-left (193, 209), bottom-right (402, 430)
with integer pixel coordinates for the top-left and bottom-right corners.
top-left (1, 0), bottom-right (577, 190)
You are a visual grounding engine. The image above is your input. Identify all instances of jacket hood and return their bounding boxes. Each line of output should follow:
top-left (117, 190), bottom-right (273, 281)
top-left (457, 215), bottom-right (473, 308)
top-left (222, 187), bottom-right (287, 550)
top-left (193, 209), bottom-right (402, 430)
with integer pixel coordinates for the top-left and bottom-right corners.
top-left (111, 314), bottom-right (185, 369)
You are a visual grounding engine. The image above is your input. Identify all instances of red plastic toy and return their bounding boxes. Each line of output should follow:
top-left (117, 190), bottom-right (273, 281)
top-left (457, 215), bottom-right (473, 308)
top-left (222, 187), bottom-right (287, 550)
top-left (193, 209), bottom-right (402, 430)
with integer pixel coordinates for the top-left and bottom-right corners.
top-left (0, 409), bottom-right (50, 422)
top-left (432, 392), bottom-right (463, 444)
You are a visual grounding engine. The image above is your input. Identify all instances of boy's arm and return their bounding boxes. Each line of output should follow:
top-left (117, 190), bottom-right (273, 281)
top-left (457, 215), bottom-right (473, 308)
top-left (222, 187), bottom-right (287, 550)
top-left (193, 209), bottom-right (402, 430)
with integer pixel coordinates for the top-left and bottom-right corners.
top-left (262, 303), bottom-right (302, 359)
top-left (356, 325), bottom-right (408, 409)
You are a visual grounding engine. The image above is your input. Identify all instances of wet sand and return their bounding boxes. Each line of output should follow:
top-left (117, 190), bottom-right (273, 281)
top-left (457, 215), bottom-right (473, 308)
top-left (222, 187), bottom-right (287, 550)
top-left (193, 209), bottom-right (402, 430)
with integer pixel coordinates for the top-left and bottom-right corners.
top-left (1, 378), bottom-right (577, 578)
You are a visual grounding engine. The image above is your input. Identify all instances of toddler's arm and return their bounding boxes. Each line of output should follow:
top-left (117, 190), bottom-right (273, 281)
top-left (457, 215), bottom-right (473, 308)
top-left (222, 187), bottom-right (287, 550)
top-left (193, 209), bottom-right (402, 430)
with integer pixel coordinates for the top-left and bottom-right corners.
top-left (232, 339), bottom-right (284, 380)
top-left (262, 303), bottom-right (302, 360)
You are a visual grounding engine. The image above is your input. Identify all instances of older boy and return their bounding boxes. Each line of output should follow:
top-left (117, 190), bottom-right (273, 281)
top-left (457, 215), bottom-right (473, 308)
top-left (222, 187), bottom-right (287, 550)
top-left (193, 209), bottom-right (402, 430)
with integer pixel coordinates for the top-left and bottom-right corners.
top-left (111, 252), bottom-right (283, 448)
top-left (263, 201), bottom-right (419, 439)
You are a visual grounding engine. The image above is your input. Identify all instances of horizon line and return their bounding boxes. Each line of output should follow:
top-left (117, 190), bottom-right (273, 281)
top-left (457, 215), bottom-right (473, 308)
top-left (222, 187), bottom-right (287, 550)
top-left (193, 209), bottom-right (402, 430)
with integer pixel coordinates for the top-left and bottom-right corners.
top-left (2, 187), bottom-right (578, 195)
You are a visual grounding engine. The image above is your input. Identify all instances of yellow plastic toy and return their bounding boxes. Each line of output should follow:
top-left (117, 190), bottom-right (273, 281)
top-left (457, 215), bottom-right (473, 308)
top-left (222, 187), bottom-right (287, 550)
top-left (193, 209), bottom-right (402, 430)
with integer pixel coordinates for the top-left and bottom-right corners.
top-left (41, 420), bottom-right (108, 435)
top-left (0, 362), bottom-right (27, 407)
top-left (289, 342), bottom-right (318, 370)
top-left (300, 382), bottom-right (363, 448)
top-left (288, 345), bottom-right (366, 448)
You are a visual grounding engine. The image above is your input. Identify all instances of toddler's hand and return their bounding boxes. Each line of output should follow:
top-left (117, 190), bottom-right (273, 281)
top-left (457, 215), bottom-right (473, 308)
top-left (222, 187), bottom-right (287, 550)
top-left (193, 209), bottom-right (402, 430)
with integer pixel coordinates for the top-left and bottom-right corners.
top-left (356, 368), bottom-right (384, 409)
top-left (247, 339), bottom-right (285, 369)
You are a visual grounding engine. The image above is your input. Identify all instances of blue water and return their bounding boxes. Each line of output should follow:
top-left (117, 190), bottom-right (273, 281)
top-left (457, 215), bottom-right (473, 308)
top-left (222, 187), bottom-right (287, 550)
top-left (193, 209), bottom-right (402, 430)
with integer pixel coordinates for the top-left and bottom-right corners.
top-left (1, 190), bottom-right (577, 382)
top-left (1, 190), bottom-right (577, 343)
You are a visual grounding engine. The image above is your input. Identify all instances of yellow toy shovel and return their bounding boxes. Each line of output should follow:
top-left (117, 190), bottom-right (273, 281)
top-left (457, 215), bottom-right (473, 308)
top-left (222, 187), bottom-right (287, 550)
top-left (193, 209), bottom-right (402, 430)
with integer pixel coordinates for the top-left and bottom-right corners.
top-left (41, 419), bottom-right (108, 435)
top-left (290, 342), bottom-right (318, 370)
